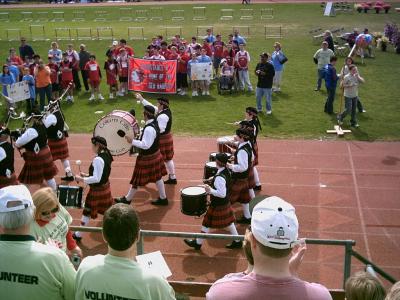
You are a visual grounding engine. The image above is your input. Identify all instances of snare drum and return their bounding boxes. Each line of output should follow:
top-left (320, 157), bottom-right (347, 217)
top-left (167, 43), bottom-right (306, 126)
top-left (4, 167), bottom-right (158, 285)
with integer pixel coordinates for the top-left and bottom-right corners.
top-left (94, 110), bottom-right (140, 156)
top-left (57, 185), bottom-right (83, 208)
top-left (217, 136), bottom-right (238, 154)
top-left (204, 161), bottom-right (218, 180)
top-left (209, 152), bottom-right (233, 162)
top-left (181, 186), bottom-right (207, 216)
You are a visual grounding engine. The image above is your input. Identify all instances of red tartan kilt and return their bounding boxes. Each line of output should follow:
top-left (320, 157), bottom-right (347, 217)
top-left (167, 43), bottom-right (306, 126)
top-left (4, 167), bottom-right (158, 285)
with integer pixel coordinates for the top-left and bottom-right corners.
top-left (130, 150), bottom-right (167, 188)
top-left (248, 166), bottom-right (256, 189)
top-left (0, 173), bottom-right (19, 189)
top-left (253, 142), bottom-right (259, 166)
top-left (18, 147), bottom-right (58, 184)
top-left (202, 203), bottom-right (235, 228)
top-left (229, 178), bottom-right (251, 204)
top-left (159, 133), bottom-right (174, 161)
top-left (85, 182), bottom-right (113, 219)
top-left (48, 138), bottom-right (69, 161)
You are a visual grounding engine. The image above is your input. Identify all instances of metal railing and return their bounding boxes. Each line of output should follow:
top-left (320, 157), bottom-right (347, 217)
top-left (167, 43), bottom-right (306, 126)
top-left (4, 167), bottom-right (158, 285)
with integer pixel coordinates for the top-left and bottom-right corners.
top-left (70, 226), bottom-right (397, 288)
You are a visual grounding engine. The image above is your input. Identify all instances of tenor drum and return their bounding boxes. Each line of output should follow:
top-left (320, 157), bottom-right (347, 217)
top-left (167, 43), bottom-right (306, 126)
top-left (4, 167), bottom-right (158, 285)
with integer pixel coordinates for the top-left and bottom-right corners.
top-left (209, 152), bottom-right (233, 162)
top-left (94, 110), bottom-right (140, 156)
top-left (181, 186), bottom-right (207, 216)
top-left (217, 136), bottom-right (238, 153)
top-left (204, 161), bottom-right (218, 180)
top-left (57, 185), bottom-right (83, 208)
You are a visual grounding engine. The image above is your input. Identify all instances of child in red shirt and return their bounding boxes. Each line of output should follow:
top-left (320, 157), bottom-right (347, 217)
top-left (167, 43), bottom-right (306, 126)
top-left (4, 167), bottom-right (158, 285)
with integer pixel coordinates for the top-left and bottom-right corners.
top-left (47, 55), bottom-right (60, 100)
top-left (116, 48), bottom-right (129, 97)
top-left (177, 46), bottom-right (190, 96)
top-left (84, 55), bottom-right (103, 101)
top-left (104, 54), bottom-right (118, 100)
top-left (60, 52), bottom-right (74, 103)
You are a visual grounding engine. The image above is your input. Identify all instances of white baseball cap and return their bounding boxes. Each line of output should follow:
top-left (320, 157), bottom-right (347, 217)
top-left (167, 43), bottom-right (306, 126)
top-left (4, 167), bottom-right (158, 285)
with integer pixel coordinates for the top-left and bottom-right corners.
top-left (112, 41), bottom-right (118, 46)
top-left (0, 185), bottom-right (33, 213)
top-left (251, 196), bottom-right (299, 249)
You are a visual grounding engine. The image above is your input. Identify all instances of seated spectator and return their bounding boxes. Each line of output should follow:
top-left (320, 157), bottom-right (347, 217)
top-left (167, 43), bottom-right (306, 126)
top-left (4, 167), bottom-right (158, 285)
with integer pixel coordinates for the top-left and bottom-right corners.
top-left (386, 281), bottom-right (400, 300)
top-left (0, 185), bottom-right (75, 300)
top-left (29, 187), bottom-right (82, 258)
top-left (75, 203), bottom-right (175, 300)
top-left (219, 59), bottom-right (235, 90)
top-left (206, 196), bottom-right (332, 300)
top-left (345, 271), bottom-right (386, 300)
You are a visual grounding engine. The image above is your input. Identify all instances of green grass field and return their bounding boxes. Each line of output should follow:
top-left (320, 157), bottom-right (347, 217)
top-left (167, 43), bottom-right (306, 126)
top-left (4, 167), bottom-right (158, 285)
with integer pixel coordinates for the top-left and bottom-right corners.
top-left (1, 3), bottom-right (399, 140)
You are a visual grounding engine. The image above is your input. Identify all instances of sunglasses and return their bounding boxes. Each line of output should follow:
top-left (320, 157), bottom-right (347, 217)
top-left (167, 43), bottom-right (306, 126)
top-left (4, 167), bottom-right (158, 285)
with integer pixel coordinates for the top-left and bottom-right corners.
top-left (41, 206), bottom-right (59, 216)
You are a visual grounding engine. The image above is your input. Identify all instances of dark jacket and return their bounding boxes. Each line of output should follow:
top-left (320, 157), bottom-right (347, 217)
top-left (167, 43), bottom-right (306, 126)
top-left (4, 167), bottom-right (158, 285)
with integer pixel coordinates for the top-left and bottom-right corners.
top-left (255, 62), bottom-right (275, 89)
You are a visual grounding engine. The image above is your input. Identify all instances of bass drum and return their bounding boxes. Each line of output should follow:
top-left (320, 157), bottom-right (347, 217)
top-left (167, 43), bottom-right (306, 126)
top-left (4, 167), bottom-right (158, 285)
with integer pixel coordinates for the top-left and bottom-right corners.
top-left (94, 110), bottom-right (140, 156)
top-left (181, 186), bottom-right (207, 216)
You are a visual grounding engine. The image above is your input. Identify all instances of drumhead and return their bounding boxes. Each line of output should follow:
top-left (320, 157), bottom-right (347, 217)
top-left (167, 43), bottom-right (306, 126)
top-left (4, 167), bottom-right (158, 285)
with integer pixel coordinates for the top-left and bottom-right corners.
top-left (94, 111), bottom-right (139, 156)
top-left (206, 161), bottom-right (217, 168)
top-left (181, 186), bottom-right (206, 195)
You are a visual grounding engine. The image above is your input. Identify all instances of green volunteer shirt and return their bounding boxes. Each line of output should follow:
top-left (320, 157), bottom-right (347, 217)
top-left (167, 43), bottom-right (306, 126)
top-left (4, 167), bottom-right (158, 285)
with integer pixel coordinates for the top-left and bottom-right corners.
top-left (313, 48), bottom-right (334, 69)
top-left (30, 205), bottom-right (73, 252)
top-left (0, 234), bottom-right (76, 300)
top-left (75, 254), bottom-right (176, 300)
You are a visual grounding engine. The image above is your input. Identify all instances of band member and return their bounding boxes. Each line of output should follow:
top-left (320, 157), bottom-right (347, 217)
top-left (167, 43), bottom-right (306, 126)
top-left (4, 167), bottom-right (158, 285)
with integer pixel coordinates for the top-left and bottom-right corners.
top-left (43, 107), bottom-right (74, 181)
top-left (74, 136), bottom-right (113, 241)
top-left (136, 93), bottom-right (177, 184)
top-left (0, 126), bottom-right (19, 188)
top-left (227, 128), bottom-right (255, 224)
top-left (115, 105), bottom-right (168, 206)
top-left (14, 110), bottom-right (58, 190)
top-left (184, 153), bottom-right (242, 250)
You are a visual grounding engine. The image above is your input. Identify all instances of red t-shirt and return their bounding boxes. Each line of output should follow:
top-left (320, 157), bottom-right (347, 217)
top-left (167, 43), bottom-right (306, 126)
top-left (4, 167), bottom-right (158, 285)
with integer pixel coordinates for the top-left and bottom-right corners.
top-left (9, 56), bottom-right (23, 66)
top-left (168, 52), bottom-right (179, 60)
top-left (177, 53), bottom-right (190, 73)
top-left (160, 48), bottom-right (171, 60)
top-left (213, 41), bottom-right (225, 58)
top-left (117, 56), bottom-right (129, 77)
top-left (222, 49), bottom-right (236, 67)
top-left (47, 63), bottom-right (59, 84)
top-left (237, 51), bottom-right (249, 69)
top-left (60, 61), bottom-right (73, 82)
top-left (116, 45), bottom-right (134, 57)
top-left (202, 44), bottom-right (213, 57)
top-left (84, 61), bottom-right (101, 82)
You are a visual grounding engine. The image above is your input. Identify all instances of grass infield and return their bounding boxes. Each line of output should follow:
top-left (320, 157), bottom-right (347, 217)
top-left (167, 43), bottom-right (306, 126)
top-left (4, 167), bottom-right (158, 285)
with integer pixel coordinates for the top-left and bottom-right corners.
top-left (0, 3), bottom-right (399, 140)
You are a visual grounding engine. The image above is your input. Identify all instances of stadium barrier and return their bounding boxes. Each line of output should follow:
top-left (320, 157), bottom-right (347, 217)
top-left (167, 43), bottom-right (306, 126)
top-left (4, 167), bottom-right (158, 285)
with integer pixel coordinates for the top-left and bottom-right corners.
top-left (69, 226), bottom-right (397, 288)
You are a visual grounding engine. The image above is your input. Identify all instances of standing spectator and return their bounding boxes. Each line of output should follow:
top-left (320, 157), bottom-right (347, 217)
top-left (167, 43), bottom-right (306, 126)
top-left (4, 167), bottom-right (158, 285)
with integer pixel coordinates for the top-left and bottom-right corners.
top-left (19, 37), bottom-right (35, 60)
top-left (79, 44), bottom-right (91, 92)
top-left (324, 30), bottom-right (335, 52)
top-left (160, 41), bottom-right (171, 60)
top-left (323, 56), bottom-right (338, 115)
top-left (75, 203), bottom-right (175, 299)
top-left (168, 46), bottom-right (179, 60)
top-left (84, 55), bottom-right (103, 101)
top-left (34, 60), bottom-right (52, 111)
top-left (188, 37), bottom-right (200, 55)
top-left (271, 42), bottom-right (286, 92)
top-left (8, 48), bottom-right (24, 67)
top-left (347, 28), bottom-right (359, 48)
top-left (0, 65), bottom-right (16, 101)
top-left (116, 48), bottom-right (129, 97)
top-left (198, 48), bottom-right (212, 96)
top-left (340, 57), bottom-right (366, 113)
top-left (212, 34), bottom-right (225, 76)
top-left (233, 29), bottom-right (247, 45)
top-left (345, 272), bottom-right (386, 300)
top-left (47, 55), bottom-right (60, 100)
top-left (106, 41), bottom-right (119, 59)
top-left (65, 44), bottom-right (81, 91)
top-left (48, 42), bottom-right (62, 64)
top-left (205, 28), bottom-right (216, 43)
top-left (6, 59), bottom-right (20, 83)
top-left (255, 53), bottom-right (275, 114)
top-left (150, 47), bottom-right (166, 61)
top-left (60, 52), bottom-right (74, 103)
top-left (201, 38), bottom-right (213, 57)
top-left (313, 41), bottom-right (334, 91)
top-left (338, 65), bottom-right (365, 128)
top-left (22, 67), bottom-right (35, 113)
top-left (206, 196), bottom-right (333, 300)
top-left (222, 43), bottom-right (236, 67)
top-left (117, 39), bottom-right (134, 57)
top-left (188, 53), bottom-right (200, 97)
top-left (0, 185), bottom-right (76, 300)
top-left (235, 43), bottom-right (253, 92)
top-left (104, 54), bottom-right (118, 100)
top-left (29, 54), bottom-right (41, 76)
top-left (177, 46), bottom-right (190, 96)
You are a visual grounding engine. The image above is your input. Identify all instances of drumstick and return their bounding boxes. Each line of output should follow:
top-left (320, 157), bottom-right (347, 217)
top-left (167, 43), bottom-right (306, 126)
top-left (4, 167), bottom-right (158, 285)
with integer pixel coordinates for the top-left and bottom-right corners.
top-left (224, 144), bottom-right (237, 153)
top-left (75, 160), bottom-right (82, 176)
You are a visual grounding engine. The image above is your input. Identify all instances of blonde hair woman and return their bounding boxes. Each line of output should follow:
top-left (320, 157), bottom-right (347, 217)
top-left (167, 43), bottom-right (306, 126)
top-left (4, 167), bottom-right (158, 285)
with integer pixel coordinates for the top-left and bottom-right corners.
top-left (30, 187), bottom-right (82, 258)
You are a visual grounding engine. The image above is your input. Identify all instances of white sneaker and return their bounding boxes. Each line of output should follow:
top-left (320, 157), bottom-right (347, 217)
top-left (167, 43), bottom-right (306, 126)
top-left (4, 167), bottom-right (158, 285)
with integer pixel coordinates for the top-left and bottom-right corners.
top-left (205, 91), bottom-right (210, 96)
top-left (177, 88), bottom-right (182, 93)
top-left (192, 91), bottom-right (198, 97)
top-left (117, 92), bottom-right (124, 97)
top-left (180, 90), bottom-right (186, 96)
top-left (98, 94), bottom-right (104, 101)
top-left (266, 110), bottom-right (272, 115)
top-left (109, 93), bottom-right (114, 99)
top-left (66, 95), bottom-right (71, 101)
top-left (89, 95), bottom-right (95, 101)
top-left (69, 96), bottom-right (74, 103)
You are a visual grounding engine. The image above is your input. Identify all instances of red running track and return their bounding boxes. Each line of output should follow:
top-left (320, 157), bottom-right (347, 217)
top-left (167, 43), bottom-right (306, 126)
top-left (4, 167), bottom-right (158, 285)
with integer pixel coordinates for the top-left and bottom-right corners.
top-left (13, 134), bottom-right (400, 289)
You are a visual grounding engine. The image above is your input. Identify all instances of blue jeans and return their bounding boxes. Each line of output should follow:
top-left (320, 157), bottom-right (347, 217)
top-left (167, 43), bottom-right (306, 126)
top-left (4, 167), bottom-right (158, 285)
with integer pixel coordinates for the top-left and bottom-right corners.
top-left (324, 87), bottom-right (336, 114)
top-left (38, 84), bottom-right (52, 111)
top-left (317, 68), bottom-right (325, 90)
top-left (256, 87), bottom-right (272, 112)
top-left (340, 96), bottom-right (358, 125)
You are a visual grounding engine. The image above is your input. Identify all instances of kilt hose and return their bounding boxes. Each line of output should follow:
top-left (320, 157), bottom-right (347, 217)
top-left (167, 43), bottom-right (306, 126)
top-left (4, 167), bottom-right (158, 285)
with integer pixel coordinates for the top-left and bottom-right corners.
top-left (18, 147), bottom-right (58, 184)
top-left (0, 173), bottom-right (19, 189)
top-left (229, 178), bottom-right (251, 204)
top-left (253, 142), bottom-right (259, 166)
top-left (84, 182), bottom-right (113, 219)
top-left (202, 203), bottom-right (235, 228)
top-left (130, 150), bottom-right (167, 188)
top-left (48, 137), bottom-right (69, 161)
top-left (159, 132), bottom-right (174, 162)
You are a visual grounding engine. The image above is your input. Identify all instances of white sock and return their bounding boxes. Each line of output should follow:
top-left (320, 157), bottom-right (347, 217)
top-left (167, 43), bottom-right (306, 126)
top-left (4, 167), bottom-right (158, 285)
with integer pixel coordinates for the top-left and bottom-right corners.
top-left (253, 167), bottom-right (260, 186)
top-left (165, 160), bottom-right (176, 179)
top-left (63, 160), bottom-right (73, 176)
top-left (47, 178), bottom-right (57, 191)
top-left (226, 223), bottom-right (241, 242)
top-left (242, 203), bottom-right (251, 219)
top-left (249, 189), bottom-right (255, 200)
top-left (125, 186), bottom-right (137, 201)
top-left (196, 226), bottom-right (209, 244)
top-left (156, 179), bottom-right (167, 199)
top-left (75, 215), bottom-right (90, 237)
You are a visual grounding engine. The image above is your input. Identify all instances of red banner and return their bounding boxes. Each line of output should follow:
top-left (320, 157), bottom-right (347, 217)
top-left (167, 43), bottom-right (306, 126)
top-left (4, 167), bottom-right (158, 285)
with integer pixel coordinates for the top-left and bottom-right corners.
top-left (128, 58), bottom-right (177, 94)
